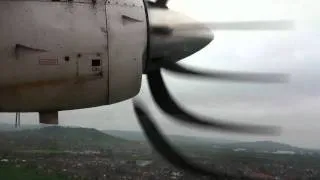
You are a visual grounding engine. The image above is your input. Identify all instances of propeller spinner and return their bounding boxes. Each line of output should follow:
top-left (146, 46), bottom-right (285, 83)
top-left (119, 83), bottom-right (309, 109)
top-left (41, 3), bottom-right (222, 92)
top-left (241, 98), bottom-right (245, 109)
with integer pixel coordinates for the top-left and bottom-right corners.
top-left (134, 0), bottom-right (294, 178)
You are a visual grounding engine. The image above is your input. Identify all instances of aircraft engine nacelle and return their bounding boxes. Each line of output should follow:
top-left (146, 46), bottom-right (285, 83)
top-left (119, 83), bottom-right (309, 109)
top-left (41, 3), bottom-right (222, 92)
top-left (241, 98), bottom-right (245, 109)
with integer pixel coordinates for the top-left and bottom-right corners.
top-left (0, 0), bottom-right (147, 112)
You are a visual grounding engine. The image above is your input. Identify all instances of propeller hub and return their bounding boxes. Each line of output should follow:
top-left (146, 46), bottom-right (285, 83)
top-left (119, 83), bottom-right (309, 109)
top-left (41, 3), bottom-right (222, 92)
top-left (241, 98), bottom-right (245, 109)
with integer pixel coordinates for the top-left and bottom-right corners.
top-left (145, 8), bottom-right (214, 72)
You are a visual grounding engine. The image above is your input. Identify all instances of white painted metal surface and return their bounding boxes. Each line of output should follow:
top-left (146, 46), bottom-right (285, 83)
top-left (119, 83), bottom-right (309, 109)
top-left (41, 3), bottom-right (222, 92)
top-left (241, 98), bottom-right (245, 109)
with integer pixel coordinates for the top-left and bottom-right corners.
top-left (106, 0), bottom-right (147, 104)
top-left (0, 0), bottom-right (147, 112)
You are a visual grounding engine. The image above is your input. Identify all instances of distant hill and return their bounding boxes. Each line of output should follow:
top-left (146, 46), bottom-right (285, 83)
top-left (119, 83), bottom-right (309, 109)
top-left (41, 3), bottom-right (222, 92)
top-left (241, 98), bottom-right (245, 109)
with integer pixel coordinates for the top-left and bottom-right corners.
top-left (103, 130), bottom-right (320, 154)
top-left (0, 122), bottom-right (41, 131)
top-left (223, 141), bottom-right (320, 154)
top-left (0, 123), bottom-right (16, 131)
top-left (0, 126), bottom-right (127, 151)
top-left (2, 126), bottom-right (317, 154)
top-left (104, 130), bottom-right (145, 141)
top-left (224, 141), bottom-right (298, 152)
top-left (103, 130), bottom-right (237, 145)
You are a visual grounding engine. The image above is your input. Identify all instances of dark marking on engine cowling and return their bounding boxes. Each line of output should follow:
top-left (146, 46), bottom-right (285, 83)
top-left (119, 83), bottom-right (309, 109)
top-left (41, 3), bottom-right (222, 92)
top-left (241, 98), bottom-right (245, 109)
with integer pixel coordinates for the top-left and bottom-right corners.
top-left (14, 44), bottom-right (47, 60)
top-left (100, 27), bottom-right (107, 34)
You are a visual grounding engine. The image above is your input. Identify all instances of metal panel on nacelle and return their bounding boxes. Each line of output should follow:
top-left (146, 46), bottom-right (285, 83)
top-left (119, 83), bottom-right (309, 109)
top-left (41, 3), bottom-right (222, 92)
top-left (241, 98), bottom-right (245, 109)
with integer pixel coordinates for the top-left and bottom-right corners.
top-left (0, 1), bottom-right (109, 112)
top-left (106, 0), bottom-right (147, 104)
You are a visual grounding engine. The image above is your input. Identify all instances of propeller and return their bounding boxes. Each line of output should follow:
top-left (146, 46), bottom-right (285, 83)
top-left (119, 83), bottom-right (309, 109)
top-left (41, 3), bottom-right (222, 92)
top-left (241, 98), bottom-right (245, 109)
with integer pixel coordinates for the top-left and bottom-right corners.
top-left (146, 69), bottom-right (281, 135)
top-left (162, 62), bottom-right (288, 83)
top-left (150, 20), bottom-right (294, 40)
top-left (174, 21), bottom-right (295, 31)
top-left (147, 0), bottom-right (168, 8)
top-left (133, 100), bottom-right (254, 180)
top-left (132, 0), bottom-right (294, 178)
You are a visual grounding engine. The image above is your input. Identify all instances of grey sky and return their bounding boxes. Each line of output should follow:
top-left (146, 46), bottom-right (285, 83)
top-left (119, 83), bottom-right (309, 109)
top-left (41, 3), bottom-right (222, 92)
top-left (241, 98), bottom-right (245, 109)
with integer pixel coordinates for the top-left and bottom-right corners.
top-left (1, 0), bottom-right (320, 149)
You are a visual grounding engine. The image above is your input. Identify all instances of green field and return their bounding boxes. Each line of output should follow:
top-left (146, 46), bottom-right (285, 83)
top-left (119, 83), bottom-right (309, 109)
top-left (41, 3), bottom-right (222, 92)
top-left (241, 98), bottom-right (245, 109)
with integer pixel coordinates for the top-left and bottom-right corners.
top-left (0, 164), bottom-right (66, 180)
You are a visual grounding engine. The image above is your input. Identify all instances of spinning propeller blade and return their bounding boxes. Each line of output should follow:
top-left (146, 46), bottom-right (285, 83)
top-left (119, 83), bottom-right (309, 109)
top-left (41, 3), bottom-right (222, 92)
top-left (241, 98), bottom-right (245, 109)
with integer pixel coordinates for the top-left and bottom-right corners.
top-left (162, 62), bottom-right (289, 83)
top-left (134, 0), bottom-right (288, 178)
top-left (133, 100), bottom-right (253, 179)
top-left (146, 70), bottom-right (281, 135)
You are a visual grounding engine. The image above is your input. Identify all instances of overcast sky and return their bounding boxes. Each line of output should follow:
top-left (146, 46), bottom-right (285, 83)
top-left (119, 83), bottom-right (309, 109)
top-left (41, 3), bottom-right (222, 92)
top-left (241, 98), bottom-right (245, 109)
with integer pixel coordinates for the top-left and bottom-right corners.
top-left (1, 0), bottom-right (320, 149)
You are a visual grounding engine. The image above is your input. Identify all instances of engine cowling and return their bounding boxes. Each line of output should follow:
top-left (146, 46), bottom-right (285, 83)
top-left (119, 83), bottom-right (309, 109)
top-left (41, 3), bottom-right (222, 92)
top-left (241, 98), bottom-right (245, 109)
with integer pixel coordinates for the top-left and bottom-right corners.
top-left (106, 0), bottom-right (147, 104)
top-left (0, 0), bottom-right (147, 112)
top-left (0, 0), bottom-right (212, 112)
